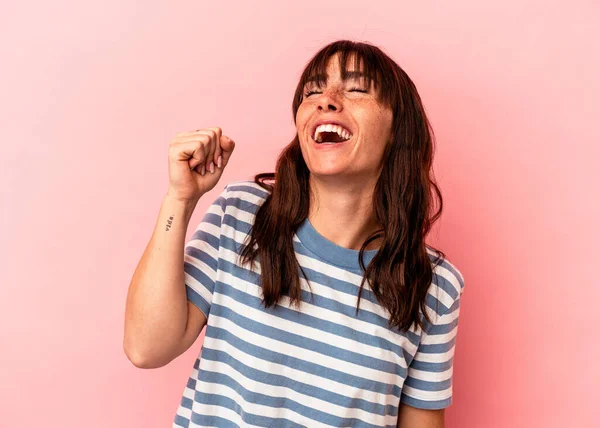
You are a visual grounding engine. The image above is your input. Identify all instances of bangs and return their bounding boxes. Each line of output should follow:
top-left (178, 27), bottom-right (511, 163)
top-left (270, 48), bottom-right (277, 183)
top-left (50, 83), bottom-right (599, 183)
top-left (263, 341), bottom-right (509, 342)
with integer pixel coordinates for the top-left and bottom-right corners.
top-left (297, 45), bottom-right (388, 105)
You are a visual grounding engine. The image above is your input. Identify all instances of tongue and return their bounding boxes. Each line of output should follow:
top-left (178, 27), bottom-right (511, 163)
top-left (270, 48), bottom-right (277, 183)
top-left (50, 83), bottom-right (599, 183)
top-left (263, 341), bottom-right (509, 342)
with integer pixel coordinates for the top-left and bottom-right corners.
top-left (319, 131), bottom-right (346, 143)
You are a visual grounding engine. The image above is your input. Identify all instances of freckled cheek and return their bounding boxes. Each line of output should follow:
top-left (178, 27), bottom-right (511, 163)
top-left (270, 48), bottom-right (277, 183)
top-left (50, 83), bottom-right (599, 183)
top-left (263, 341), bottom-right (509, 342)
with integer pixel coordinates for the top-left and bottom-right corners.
top-left (295, 112), bottom-right (309, 137)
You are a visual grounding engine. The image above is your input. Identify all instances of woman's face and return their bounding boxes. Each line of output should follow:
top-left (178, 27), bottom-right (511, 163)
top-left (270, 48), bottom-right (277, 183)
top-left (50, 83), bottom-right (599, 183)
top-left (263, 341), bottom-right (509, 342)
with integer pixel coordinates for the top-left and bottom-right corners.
top-left (296, 53), bottom-right (393, 181)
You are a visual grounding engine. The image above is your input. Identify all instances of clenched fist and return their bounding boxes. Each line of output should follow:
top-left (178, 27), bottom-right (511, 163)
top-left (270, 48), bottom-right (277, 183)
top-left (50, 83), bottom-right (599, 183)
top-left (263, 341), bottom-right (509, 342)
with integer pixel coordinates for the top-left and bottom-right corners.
top-left (166, 127), bottom-right (235, 202)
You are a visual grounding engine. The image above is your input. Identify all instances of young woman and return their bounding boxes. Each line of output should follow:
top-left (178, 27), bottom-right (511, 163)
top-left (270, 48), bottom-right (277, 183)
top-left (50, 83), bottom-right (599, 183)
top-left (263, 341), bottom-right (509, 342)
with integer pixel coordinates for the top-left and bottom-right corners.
top-left (125, 39), bottom-right (465, 428)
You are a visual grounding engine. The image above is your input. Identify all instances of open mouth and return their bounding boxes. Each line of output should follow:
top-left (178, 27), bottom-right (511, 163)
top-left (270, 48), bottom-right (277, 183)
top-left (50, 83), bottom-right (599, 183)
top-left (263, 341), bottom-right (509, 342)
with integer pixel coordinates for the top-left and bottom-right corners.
top-left (315, 132), bottom-right (349, 144)
top-left (312, 124), bottom-right (353, 144)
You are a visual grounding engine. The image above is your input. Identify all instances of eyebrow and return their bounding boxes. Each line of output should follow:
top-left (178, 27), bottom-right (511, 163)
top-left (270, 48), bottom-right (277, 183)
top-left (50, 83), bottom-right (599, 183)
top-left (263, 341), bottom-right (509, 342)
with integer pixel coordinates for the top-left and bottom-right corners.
top-left (304, 71), bottom-right (367, 85)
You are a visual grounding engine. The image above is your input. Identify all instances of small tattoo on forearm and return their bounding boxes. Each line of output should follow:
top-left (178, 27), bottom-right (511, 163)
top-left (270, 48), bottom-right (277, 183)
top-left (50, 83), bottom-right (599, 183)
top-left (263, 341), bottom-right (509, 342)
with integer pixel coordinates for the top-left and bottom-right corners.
top-left (165, 215), bottom-right (174, 231)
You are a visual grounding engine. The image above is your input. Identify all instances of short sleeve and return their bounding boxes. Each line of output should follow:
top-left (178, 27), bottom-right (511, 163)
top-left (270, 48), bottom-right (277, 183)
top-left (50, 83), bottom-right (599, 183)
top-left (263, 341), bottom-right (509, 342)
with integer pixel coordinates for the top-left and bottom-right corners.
top-left (400, 267), bottom-right (465, 410)
top-left (183, 184), bottom-right (229, 319)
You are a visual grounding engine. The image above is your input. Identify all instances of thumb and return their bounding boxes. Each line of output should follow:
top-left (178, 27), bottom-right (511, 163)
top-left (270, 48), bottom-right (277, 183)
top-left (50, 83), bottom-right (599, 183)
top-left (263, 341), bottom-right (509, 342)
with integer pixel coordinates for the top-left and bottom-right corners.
top-left (218, 135), bottom-right (236, 168)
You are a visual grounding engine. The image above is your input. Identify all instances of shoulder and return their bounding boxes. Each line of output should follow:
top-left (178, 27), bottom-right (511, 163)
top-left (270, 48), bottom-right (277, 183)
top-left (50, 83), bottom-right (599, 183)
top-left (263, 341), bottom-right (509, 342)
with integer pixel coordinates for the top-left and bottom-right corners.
top-left (215, 180), bottom-right (273, 226)
top-left (222, 180), bottom-right (272, 205)
top-left (424, 247), bottom-right (465, 322)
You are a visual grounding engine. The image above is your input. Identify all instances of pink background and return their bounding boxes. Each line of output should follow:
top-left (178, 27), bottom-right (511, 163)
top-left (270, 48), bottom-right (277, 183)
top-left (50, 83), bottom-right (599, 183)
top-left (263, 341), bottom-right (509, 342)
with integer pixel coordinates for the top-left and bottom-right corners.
top-left (1, 1), bottom-right (598, 427)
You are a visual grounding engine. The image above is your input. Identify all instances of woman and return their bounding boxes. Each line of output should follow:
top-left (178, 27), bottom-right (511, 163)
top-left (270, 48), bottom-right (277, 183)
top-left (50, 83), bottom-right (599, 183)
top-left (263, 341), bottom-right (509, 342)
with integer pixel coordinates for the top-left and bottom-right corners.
top-left (124, 39), bottom-right (465, 427)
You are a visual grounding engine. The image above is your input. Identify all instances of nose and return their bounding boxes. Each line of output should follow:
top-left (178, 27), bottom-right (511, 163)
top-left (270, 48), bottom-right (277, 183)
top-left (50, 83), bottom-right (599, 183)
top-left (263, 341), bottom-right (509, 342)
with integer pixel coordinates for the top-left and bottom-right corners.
top-left (317, 88), bottom-right (342, 112)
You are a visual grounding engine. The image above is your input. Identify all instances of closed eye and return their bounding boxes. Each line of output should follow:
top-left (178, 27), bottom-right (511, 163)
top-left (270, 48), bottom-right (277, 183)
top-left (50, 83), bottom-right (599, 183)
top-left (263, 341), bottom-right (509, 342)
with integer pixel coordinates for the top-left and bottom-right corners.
top-left (303, 90), bottom-right (320, 97)
top-left (303, 88), bottom-right (368, 97)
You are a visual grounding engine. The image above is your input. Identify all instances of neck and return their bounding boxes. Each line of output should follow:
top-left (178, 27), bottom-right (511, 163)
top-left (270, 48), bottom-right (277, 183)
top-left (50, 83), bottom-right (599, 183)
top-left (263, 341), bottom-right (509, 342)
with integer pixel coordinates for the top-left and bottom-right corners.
top-left (307, 174), bottom-right (383, 251)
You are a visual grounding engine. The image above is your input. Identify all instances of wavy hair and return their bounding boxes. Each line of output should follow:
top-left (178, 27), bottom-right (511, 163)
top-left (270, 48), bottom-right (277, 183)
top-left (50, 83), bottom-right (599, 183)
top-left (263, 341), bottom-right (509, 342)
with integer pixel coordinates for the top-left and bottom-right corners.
top-left (238, 39), bottom-right (445, 333)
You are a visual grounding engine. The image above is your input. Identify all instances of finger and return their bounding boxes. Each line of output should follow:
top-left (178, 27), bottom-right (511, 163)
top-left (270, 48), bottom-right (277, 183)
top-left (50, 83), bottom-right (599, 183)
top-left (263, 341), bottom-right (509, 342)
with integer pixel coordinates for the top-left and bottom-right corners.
top-left (204, 127), bottom-right (221, 173)
top-left (174, 130), bottom-right (202, 138)
top-left (171, 132), bottom-right (214, 165)
top-left (173, 131), bottom-right (215, 143)
top-left (207, 127), bottom-right (222, 139)
top-left (214, 135), bottom-right (226, 168)
top-left (171, 140), bottom-right (207, 168)
top-left (188, 144), bottom-right (207, 171)
top-left (218, 136), bottom-right (236, 168)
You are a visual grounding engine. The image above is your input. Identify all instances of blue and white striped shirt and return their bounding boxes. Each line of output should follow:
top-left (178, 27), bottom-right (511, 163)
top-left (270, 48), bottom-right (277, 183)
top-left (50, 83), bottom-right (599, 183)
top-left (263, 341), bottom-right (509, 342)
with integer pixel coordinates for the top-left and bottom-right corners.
top-left (173, 180), bottom-right (465, 428)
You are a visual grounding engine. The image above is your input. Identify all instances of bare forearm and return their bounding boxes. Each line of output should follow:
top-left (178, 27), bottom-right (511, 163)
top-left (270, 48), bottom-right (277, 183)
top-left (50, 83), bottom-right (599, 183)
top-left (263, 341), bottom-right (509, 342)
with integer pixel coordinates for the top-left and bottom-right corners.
top-left (123, 193), bottom-right (201, 367)
top-left (397, 404), bottom-right (445, 428)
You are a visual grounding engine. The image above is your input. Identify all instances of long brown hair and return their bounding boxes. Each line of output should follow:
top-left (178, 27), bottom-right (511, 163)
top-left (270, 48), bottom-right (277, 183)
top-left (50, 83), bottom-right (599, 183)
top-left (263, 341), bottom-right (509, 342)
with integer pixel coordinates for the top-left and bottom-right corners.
top-left (239, 39), bottom-right (446, 333)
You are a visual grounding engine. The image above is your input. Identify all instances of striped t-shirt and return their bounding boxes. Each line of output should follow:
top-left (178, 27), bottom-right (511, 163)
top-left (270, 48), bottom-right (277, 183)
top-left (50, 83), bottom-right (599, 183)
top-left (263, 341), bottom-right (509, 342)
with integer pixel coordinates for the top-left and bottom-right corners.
top-left (173, 180), bottom-right (465, 428)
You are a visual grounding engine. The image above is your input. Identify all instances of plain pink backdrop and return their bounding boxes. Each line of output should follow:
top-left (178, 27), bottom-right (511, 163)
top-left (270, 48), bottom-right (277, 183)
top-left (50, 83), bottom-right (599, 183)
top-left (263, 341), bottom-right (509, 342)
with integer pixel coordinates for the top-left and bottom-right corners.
top-left (1, 1), bottom-right (598, 427)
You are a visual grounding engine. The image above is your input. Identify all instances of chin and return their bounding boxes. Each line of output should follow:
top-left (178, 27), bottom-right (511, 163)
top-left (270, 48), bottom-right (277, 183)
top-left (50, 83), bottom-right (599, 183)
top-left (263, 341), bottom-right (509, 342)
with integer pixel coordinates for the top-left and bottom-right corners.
top-left (308, 166), bottom-right (354, 176)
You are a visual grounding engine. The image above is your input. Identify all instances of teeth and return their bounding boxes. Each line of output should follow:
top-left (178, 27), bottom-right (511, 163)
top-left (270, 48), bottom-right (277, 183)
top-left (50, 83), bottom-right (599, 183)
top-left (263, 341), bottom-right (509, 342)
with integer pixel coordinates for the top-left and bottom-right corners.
top-left (312, 124), bottom-right (352, 142)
